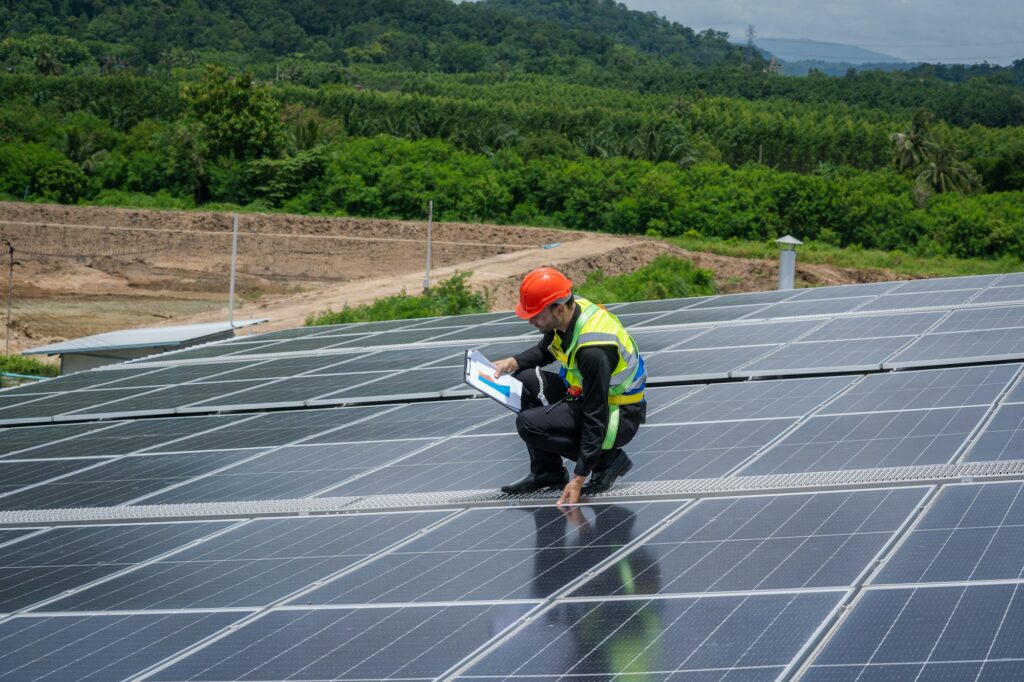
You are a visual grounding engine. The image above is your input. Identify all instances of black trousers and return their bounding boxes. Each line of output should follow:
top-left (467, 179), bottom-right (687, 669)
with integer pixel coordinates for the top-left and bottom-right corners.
top-left (512, 368), bottom-right (645, 476)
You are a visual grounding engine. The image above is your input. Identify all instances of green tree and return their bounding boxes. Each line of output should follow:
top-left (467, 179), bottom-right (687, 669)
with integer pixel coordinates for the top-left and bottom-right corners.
top-left (181, 65), bottom-right (286, 161)
top-left (890, 108), bottom-right (934, 172)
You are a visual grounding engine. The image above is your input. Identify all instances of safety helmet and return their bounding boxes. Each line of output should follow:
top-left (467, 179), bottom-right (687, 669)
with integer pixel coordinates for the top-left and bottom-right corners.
top-left (515, 267), bottom-right (573, 319)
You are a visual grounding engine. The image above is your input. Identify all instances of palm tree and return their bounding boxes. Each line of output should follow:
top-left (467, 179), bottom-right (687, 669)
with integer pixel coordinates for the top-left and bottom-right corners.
top-left (890, 108), bottom-right (934, 171)
top-left (916, 143), bottom-right (980, 195)
top-left (34, 51), bottom-right (61, 76)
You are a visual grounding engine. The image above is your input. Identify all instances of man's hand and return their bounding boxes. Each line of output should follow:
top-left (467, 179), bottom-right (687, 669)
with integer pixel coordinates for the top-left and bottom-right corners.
top-left (492, 357), bottom-right (519, 378)
top-left (557, 475), bottom-right (586, 507)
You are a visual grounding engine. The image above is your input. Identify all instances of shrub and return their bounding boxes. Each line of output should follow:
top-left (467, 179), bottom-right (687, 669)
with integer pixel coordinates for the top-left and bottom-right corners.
top-left (306, 272), bottom-right (488, 325)
top-left (575, 254), bottom-right (716, 303)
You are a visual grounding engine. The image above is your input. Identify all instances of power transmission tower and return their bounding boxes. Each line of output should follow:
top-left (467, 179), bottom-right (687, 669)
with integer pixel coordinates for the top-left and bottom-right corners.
top-left (745, 25), bottom-right (757, 63)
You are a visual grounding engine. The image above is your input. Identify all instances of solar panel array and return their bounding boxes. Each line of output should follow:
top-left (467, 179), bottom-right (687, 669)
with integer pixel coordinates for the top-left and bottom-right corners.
top-left (3, 273), bottom-right (1024, 680)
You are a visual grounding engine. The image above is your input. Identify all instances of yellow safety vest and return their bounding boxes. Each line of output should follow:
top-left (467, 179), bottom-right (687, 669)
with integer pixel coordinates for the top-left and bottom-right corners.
top-left (548, 297), bottom-right (647, 449)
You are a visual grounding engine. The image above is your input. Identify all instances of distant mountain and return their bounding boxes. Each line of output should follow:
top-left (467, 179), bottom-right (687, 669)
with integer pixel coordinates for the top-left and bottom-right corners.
top-left (753, 38), bottom-right (905, 65)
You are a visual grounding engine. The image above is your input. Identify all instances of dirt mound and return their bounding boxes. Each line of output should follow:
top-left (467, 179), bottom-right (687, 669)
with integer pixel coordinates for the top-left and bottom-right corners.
top-left (0, 201), bottom-right (900, 355)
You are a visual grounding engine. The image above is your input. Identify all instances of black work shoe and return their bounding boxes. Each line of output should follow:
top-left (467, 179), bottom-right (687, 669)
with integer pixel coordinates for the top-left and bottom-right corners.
top-left (581, 451), bottom-right (633, 495)
top-left (500, 469), bottom-right (569, 494)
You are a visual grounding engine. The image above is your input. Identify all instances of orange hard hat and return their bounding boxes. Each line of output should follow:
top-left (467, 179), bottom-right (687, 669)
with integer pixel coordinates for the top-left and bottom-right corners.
top-left (515, 267), bottom-right (573, 319)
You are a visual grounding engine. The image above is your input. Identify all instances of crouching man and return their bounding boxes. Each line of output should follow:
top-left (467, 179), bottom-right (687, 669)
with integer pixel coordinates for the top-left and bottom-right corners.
top-left (492, 267), bottom-right (647, 506)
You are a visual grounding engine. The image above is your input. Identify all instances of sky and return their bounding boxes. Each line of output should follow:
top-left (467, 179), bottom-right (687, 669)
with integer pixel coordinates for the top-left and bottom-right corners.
top-left (620, 0), bottom-right (1023, 65)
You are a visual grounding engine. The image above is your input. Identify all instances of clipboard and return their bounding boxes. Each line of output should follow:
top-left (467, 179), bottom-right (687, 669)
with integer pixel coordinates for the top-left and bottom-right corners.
top-left (464, 349), bottom-right (523, 413)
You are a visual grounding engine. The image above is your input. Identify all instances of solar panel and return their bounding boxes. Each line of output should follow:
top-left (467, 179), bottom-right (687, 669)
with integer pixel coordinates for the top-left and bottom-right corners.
top-left (637, 304), bottom-right (768, 327)
top-left (821, 364), bottom-right (1021, 414)
top-left (874, 481), bottom-right (1024, 584)
top-left (8, 273), bottom-right (1024, 682)
top-left (1, 415), bottom-right (245, 459)
top-left (963, 403), bottom-right (1024, 461)
top-left (932, 304), bottom-right (1024, 333)
top-left (626, 419), bottom-right (796, 480)
top-left (39, 511), bottom-right (450, 610)
top-left (140, 439), bottom-right (437, 504)
top-left (66, 380), bottom-right (265, 416)
top-left (299, 503), bottom-right (679, 604)
top-left (670, 320), bottom-right (822, 349)
top-left (739, 407), bottom-right (989, 475)
top-left (968, 283), bottom-right (1024, 305)
top-left (0, 450), bottom-right (262, 511)
top-left (646, 346), bottom-right (778, 381)
top-left (572, 488), bottom-right (924, 596)
top-left (151, 603), bottom-right (535, 681)
top-left (802, 583), bottom-right (1020, 680)
top-left (857, 287), bottom-right (981, 312)
top-left (756, 296), bottom-right (872, 319)
top-left (787, 280), bottom-right (903, 300)
top-left (654, 376), bottom-right (855, 423)
top-left (0, 521), bottom-right (233, 611)
top-left (464, 592), bottom-right (844, 680)
top-left (802, 311), bottom-right (944, 342)
top-left (0, 612), bottom-right (246, 680)
top-left (886, 328), bottom-right (1024, 368)
top-left (732, 336), bottom-right (913, 377)
top-left (895, 273), bottom-right (1001, 292)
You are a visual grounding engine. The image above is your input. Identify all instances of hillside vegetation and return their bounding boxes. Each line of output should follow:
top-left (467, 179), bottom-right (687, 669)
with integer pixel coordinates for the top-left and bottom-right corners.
top-left (2, 0), bottom-right (1024, 267)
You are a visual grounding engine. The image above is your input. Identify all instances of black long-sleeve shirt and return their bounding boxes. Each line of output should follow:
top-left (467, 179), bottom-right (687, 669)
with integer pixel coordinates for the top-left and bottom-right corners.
top-left (513, 305), bottom-right (620, 476)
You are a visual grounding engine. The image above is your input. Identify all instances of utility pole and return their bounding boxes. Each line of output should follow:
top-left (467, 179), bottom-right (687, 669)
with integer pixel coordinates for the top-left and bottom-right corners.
top-left (745, 25), bottom-right (757, 64)
top-left (423, 200), bottom-right (433, 293)
top-left (228, 214), bottom-right (239, 327)
top-left (3, 239), bottom-right (12, 356)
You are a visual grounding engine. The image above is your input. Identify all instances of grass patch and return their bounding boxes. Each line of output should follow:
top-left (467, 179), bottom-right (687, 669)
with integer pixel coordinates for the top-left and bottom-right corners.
top-left (575, 254), bottom-right (716, 304)
top-left (306, 272), bottom-right (488, 325)
top-left (0, 354), bottom-right (58, 378)
top-left (667, 235), bottom-right (1024, 280)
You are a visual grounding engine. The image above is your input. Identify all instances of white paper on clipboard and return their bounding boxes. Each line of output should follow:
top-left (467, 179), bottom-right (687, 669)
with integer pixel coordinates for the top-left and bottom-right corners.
top-left (464, 349), bottom-right (523, 412)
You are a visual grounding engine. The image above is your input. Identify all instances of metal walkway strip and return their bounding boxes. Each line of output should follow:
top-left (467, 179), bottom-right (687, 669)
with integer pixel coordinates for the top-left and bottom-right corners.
top-left (3, 458), bottom-right (1024, 527)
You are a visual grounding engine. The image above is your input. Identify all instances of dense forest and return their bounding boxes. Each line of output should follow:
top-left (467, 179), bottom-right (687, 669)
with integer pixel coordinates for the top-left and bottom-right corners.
top-left (1, 0), bottom-right (1024, 261)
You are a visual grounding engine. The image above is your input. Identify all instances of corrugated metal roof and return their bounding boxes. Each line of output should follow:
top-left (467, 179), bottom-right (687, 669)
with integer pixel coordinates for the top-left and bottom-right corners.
top-left (22, 320), bottom-right (265, 355)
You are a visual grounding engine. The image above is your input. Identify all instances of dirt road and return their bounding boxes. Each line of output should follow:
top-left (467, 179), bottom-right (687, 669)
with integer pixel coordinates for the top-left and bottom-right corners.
top-left (0, 202), bottom-right (899, 355)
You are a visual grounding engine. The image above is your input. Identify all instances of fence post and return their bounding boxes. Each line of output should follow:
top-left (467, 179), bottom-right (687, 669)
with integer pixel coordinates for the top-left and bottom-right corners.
top-left (423, 200), bottom-right (433, 293)
top-left (228, 214), bottom-right (239, 326)
top-left (3, 239), bottom-right (12, 356)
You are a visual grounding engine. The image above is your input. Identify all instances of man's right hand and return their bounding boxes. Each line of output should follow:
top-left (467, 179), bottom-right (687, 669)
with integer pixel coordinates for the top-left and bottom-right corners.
top-left (492, 357), bottom-right (519, 378)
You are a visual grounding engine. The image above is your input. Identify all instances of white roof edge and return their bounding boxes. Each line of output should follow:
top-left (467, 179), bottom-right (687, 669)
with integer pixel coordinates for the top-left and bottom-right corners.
top-left (21, 320), bottom-right (267, 356)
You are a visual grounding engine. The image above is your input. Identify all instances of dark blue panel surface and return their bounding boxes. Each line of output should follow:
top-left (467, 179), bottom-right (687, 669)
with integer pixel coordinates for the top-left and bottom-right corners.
top-left (301, 503), bottom-right (676, 604)
top-left (467, 592), bottom-right (842, 680)
top-left (0, 521), bottom-right (230, 611)
top-left (2, 415), bottom-right (244, 459)
top-left (804, 584), bottom-right (1023, 680)
top-left (888, 328), bottom-right (1024, 367)
top-left (628, 419), bottom-right (795, 480)
top-left (0, 459), bottom-right (104, 494)
top-left (42, 511), bottom-right (448, 610)
top-left (646, 346), bottom-right (778, 381)
top-left (933, 305), bottom-right (1024, 334)
top-left (165, 407), bottom-right (380, 450)
top-left (326, 434), bottom-right (524, 496)
top-left (574, 488), bottom-right (923, 596)
top-left (0, 612), bottom-right (243, 681)
top-left (735, 337), bottom-right (911, 375)
top-left (655, 376), bottom-right (854, 423)
top-left (740, 407), bottom-right (986, 475)
top-left (803, 312), bottom-right (944, 342)
top-left (964, 403), bottom-right (1024, 461)
top-left (0, 451), bottom-right (258, 510)
top-left (0, 422), bottom-right (113, 456)
top-left (876, 482), bottom-right (1024, 584)
top-left (857, 288), bottom-right (979, 312)
top-left (638, 304), bottom-right (768, 327)
top-left (152, 604), bottom-right (532, 681)
top-left (671, 320), bottom-right (821, 350)
top-left (306, 399), bottom-right (502, 442)
top-left (822, 364), bottom-right (1019, 414)
top-left (141, 439), bottom-right (434, 504)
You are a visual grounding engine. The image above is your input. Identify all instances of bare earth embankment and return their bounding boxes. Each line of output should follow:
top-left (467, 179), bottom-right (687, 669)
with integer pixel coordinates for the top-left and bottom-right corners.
top-left (0, 202), bottom-right (900, 355)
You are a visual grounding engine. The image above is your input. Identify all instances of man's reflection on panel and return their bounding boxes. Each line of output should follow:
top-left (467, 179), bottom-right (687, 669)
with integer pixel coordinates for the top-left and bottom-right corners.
top-left (492, 504), bottom-right (664, 679)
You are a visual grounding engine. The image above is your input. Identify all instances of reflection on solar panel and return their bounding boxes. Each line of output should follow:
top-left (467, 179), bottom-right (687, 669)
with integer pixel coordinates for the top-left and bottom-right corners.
top-left (8, 273), bottom-right (1024, 680)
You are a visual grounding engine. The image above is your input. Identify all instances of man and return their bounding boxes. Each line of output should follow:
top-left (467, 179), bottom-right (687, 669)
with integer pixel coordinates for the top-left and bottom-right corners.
top-left (492, 267), bottom-right (646, 506)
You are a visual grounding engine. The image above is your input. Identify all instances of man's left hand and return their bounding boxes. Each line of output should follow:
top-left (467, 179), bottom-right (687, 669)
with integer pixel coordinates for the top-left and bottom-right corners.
top-left (557, 475), bottom-right (586, 507)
